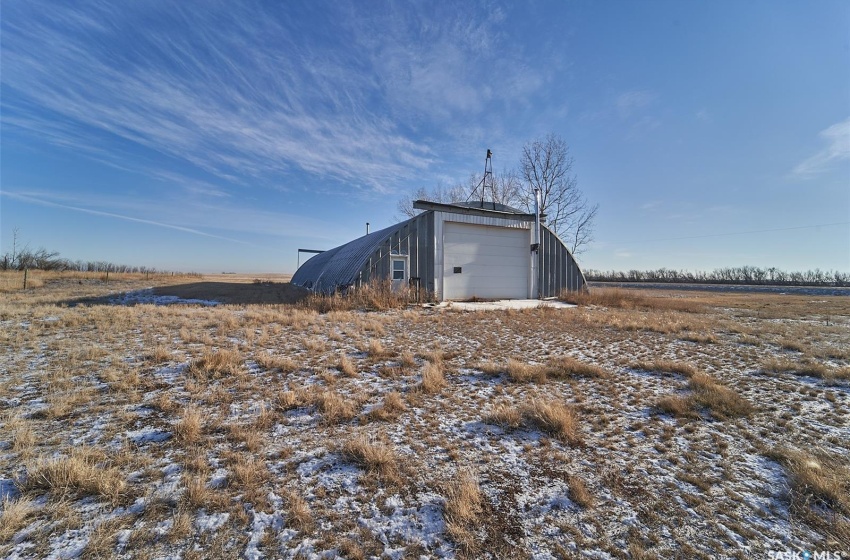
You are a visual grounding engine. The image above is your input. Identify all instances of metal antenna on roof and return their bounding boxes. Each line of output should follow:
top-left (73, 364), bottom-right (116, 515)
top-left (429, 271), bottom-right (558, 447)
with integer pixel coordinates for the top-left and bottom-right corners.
top-left (468, 149), bottom-right (494, 208)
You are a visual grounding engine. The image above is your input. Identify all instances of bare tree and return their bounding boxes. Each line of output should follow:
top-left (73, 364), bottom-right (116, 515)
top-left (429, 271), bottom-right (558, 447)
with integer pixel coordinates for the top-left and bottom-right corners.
top-left (518, 134), bottom-right (598, 254)
top-left (395, 134), bottom-right (598, 254)
top-left (395, 181), bottom-right (469, 220)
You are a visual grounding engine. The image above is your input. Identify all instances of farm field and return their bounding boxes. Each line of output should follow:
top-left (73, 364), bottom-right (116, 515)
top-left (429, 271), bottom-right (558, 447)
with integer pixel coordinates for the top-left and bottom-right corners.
top-left (1, 273), bottom-right (848, 558)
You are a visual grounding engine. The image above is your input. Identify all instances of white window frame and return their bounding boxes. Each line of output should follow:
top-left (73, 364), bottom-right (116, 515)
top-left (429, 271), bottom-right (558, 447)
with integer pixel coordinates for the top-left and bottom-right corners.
top-left (391, 256), bottom-right (407, 282)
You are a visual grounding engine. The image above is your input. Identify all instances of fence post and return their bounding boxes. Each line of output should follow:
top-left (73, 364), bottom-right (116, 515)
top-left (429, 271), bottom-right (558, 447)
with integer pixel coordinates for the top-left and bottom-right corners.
top-left (105, 270), bottom-right (109, 285)
top-left (23, 268), bottom-right (28, 290)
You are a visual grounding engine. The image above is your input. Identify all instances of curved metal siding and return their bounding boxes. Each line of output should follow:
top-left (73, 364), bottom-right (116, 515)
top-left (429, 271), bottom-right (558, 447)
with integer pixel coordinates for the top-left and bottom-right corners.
top-left (356, 212), bottom-right (434, 293)
top-left (291, 219), bottom-right (414, 294)
top-left (538, 224), bottom-right (587, 296)
top-left (292, 209), bottom-right (584, 298)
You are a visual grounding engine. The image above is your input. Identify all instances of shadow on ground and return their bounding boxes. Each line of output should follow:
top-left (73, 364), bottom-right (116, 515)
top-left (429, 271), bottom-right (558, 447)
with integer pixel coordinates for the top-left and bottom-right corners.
top-left (65, 281), bottom-right (310, 306)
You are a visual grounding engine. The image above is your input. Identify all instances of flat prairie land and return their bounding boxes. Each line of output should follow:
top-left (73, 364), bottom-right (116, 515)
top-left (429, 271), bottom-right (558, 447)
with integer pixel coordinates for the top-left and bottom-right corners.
top-left (1, 273), bottom-right (848, 559)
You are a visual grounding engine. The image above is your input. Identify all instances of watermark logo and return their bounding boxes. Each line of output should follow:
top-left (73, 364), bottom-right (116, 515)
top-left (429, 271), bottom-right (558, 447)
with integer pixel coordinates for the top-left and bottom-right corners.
top-left (768, 551), bottom-right (843, 560)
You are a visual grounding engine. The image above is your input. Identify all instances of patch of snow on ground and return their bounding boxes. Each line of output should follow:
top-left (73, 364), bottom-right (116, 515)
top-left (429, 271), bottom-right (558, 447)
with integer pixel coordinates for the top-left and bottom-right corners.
top-left (110, 289), bottom-right (219, 306)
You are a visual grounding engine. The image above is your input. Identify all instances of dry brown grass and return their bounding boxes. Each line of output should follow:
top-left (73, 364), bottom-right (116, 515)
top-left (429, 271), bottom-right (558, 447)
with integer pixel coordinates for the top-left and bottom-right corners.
top-left (367, 391), bottom-right (406, 422)
top-left (762, 357), bottom-right (849, 382)
top-left (568, 476), bottom-right (594, 509)
top-left (522, 399), bottom-right (583, 446)
top-left (559, 287), bottom-right (703, 313)
top-left (186, 348), bottom-right (244, 380)
top-left (655, 395), bottom-right (699, 419)
top-left (341, 435), bottom-right (401, 484)
top-left (283, 490), bottom-right (314, 532)
top-left (175, 405), bottom-right (203, 444)
top-left (419, 361), bottom-right (447, 394)
top-left (255, 352), bottom-right (297, 373)
top-left (399, 350), bottom-right (416, 369)
top-left (314, 390), bottom-right (357, 425)
top-left (689, 373), bottom-right (754, 419)
top-left (442, 470), bottom-right (484, 554)
top-left (480, 356), bottom-right (606, 383)
top-left (21, 448), bottom-right (127, 505)
top-left (505, 359), bottom-right (546, 383)
top-left (766, 447), bottom-right (850, 542)
top-left (631, 359), bottom-right (698, 378)
top-left (0, 496), bottom-right (37, 541)
top-left (364, 338), bottom-right (394, 359)
top-left (656, 375), bottom-right (753, 420)
top-left (146, 345), bottom-right (172, 364)
top-left (337, 353), bottom-right (358, 378)
top-left (546, 356), bottom-right (608, 379)
top-left (301, 281), bottom-right (410, 312)
top-left (484, 403), bottom-right (523, 430)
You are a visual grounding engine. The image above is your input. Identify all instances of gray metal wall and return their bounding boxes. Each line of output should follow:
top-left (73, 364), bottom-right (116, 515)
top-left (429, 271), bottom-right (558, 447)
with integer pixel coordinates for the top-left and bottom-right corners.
top-left (537, 224), bottom-right (587, 296)
top-left (356, 212), bottom-right (436, 295)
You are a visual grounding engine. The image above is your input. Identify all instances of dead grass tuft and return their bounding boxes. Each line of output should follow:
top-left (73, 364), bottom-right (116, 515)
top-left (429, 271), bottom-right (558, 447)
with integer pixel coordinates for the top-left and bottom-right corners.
top-left (175, 405), bottom-right (204, 444)
top-left (399, 350), bottom-right (416, 369)
top-left (146, 345), bottom-right (172, 364)
top-left (21, 448), bottom-right (127, 505)
top-left (301, 280), bottom-right (409, 312)
top-left (505, 359), bottom-right (546, 383)
top-left (442, 470), bottom-right (484, 554)
top-left (341, 435), bottom-right (400, 484)
top-left (187, 348), bottom-right (244, 380)
top-left (255, 352), bottom-right (297, 373)
top-left (283, 490), bottom-right (314, 532)
top-left (364, 338), bottom-right (395, 359)
top-left (559, 287), bottom-right (703, 313)
top-left (0, 496), bottom-right (37, 541)
top-left (367, 391), bottom-right (406, 422)
top-left (419, 361), bottom-right (447, 393)
top-left (632, 359), bottom-right (698, 378)
top-left (766, 447), bottom-right (850, 541)
top-left (656, 375), bottom-right (753, 420)
top-left (568, 476), bottom-right (594, 509)
top-left (337, 353), bottom-right (358, 377)
top-left (484, 403), bottom-right (523, 429)
top-left (546, 356), bottom-right (608, 379)
top-left (522, 400), bottom-right (583, 446)
top-left (655, 395), bottom-right (698, 419)
top-left (689, 373), bottom-right (753, 419)
top-left (762, 358), bottom-right (848, 382)
top-left (314, 390), bottom-right (357, 424)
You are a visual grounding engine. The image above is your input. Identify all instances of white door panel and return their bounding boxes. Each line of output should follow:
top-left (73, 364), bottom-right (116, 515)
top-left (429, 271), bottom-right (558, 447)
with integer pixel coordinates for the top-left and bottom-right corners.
top-left (443, 222), bottom-right (529, 300)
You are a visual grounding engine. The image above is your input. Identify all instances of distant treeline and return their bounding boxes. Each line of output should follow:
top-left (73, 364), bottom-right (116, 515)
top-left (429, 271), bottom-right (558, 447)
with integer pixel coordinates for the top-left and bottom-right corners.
top-left (584, 266), bottom-right (850, 287)
top-left (1, 246), bottom-right (173, 275)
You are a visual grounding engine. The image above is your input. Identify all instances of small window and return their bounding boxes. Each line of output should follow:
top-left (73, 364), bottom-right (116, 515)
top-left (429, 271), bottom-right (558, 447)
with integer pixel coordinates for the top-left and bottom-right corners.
top-left (453, 267), bottom-right (462, 274)
top-left (392, 259), bottom-right (405, 280)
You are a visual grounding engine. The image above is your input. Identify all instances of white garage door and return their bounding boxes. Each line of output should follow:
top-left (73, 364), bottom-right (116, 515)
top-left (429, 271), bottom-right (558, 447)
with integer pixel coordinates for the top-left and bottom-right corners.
top-left (443, 222), bottom-right (530, 300)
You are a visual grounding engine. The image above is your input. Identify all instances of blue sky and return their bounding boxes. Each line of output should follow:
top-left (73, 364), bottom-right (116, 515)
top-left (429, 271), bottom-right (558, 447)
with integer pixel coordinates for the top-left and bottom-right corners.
top-left (2, 0), bottom-right (848, 274)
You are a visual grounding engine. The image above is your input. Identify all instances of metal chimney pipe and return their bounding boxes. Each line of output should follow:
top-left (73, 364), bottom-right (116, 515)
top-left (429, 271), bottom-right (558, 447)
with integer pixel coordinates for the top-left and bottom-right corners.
top-left (366, 222), bottom-right (370, 235)
top-left (533, 188), bottom-right (541, 246)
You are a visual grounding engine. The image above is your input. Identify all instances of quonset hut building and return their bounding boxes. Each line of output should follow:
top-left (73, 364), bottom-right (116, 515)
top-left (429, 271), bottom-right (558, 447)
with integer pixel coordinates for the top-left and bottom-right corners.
top-left (291, 200), bottom-right (587, 301)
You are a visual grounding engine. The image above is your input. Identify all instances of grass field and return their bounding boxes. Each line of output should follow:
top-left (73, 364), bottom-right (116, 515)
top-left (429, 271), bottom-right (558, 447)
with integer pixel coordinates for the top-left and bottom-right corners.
top-left (1, 273), bottom-right (848, 558)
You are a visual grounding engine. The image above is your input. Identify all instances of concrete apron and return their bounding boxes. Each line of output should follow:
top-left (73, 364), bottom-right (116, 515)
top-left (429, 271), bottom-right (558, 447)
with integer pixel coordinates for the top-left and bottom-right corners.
top-left (426, 299), bottom-right (577, 311)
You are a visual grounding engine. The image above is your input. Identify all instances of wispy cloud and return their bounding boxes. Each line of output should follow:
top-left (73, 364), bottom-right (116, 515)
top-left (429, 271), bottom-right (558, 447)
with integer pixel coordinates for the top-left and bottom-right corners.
top-left (792, 118), bottom-right (850, 178)
top-left (616, 90), bottom-right (656, 119)
top-left (1, 2), bottom-right (548, 195)
top-left (2, 190), bottom-right (248, 244)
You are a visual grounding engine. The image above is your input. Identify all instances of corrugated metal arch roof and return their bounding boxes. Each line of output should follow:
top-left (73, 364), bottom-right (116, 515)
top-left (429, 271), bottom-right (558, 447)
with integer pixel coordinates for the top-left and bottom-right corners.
top-left (291, 218), bottom-right (415, 294)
